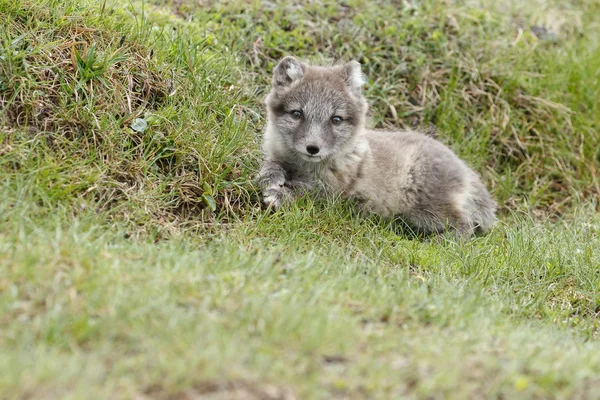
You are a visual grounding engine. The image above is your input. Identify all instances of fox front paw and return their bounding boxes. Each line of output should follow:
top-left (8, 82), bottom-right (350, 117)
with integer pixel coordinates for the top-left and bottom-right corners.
top-left (263, 186), bottom-right (294, 210)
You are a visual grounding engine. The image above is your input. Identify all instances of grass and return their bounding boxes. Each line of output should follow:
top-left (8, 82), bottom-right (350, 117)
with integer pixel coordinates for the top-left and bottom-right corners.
top-left (1, 0), bottom-right (600, 398)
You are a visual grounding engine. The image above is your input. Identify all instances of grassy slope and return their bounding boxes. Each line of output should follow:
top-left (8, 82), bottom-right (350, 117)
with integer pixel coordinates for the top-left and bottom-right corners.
top-left (1, 0), bottom-right (600, 398)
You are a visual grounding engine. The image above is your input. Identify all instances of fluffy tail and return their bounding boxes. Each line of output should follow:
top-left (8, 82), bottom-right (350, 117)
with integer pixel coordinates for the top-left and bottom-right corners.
top-left (470, 184), bottom-right (497, 234)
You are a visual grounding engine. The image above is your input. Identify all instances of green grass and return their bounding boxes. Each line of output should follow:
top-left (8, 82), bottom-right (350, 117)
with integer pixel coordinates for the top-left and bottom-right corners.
top-left (1, 0), bottom-right (600, 398)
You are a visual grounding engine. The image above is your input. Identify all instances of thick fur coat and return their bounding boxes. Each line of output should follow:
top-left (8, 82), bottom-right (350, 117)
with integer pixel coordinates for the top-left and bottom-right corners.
top-left (258, 56), bottom-right (497, 235)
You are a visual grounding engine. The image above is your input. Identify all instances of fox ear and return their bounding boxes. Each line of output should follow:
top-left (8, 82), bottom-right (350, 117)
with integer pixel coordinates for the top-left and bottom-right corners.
top-left (272, 56), bottom-right (305, 89)
top-left (342, 61), bottom-right (366, 92)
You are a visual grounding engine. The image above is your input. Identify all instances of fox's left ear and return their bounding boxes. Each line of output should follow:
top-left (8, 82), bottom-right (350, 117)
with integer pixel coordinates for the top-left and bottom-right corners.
top-left (342, 61), bottom-right (366, 93)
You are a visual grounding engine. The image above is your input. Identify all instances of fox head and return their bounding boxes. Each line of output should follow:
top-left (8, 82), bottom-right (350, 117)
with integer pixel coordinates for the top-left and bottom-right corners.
top-left (265, 56), bottom-right (368, 163)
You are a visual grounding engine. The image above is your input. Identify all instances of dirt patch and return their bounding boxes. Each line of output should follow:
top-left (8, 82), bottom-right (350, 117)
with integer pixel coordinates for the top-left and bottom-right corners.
top-left (144, 380), bottom-right (296, 400)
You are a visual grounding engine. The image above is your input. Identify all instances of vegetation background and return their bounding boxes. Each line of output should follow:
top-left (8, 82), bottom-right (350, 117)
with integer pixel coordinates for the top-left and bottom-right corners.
top-left (1, 0), bottom-right (599, 398)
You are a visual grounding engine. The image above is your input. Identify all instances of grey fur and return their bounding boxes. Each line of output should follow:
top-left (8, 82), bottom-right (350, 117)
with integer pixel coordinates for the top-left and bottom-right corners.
top-left (258, 56), bottom-right (497, 235)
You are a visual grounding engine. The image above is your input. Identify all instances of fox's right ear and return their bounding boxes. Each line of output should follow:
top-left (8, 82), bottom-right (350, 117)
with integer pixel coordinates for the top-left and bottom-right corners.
top-left (272, 56), bottom-right (305, 89)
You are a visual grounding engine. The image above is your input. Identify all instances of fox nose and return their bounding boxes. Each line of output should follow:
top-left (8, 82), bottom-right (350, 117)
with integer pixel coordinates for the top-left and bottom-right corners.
top-left (306, 145), bottom-right (320, 155)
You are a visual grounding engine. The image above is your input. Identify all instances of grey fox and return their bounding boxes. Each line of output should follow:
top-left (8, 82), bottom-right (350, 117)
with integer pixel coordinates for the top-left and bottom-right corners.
top-left (258, 56), bottom-right (497, 235)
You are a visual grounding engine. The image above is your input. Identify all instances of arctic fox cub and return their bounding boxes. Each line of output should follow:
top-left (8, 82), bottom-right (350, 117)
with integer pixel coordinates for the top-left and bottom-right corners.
top-left (258, 56), bottom-right (497, 235)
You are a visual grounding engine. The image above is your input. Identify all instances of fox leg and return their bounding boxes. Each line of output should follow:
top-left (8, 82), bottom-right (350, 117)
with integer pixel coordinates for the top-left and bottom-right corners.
top-left (257, 160), bottom-right (294, 209)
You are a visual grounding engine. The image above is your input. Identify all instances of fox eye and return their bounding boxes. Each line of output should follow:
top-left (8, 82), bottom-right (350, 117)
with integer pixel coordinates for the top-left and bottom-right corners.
top-left (331, 116), bottom-right (343, 125)
top-left (290, 110), bottom-right (303, 120)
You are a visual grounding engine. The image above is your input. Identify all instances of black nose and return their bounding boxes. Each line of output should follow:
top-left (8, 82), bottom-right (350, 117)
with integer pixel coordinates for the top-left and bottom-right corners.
top-left (306, 145), bottom-right (320, 155)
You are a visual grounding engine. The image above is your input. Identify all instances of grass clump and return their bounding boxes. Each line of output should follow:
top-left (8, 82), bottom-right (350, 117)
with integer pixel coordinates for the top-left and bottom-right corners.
top-left (1, 0), bottom-right (600, 398)
top-left (1, 0), bottom-right (257, 231)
